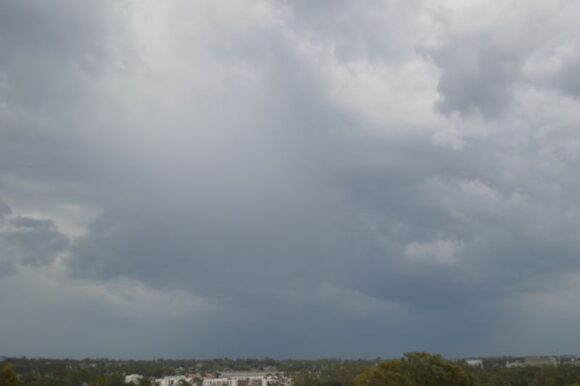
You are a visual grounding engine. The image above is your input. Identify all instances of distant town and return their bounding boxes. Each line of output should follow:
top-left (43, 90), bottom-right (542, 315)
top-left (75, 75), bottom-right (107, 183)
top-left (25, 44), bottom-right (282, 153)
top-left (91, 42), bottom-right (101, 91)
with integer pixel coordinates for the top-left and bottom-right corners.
top-left (463, 354), bottom-right (580, 368)
top-left (4, 354), bottom-right (580, 385)
top-left (125, 370), bottom-right (292, 386)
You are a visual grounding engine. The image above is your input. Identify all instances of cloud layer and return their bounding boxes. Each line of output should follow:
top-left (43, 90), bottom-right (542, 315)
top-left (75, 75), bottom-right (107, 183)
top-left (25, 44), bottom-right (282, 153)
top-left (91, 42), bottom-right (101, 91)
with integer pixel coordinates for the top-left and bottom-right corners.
top-left (2, 0), bottom-right (580, 359)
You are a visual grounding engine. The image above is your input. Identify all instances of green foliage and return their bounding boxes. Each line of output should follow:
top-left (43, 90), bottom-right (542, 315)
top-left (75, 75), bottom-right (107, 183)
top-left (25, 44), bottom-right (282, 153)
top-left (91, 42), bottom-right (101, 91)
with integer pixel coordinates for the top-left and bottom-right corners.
top-left (293, 360), bottom-right (370, 386)
top-left (139, 376), bottom-right (152, 386)
top-left (0, 364), bottom-right (21, 386)
top-left (355, 352), bottom-right (472, 386)
top-left (354, 359), bottom-right (411, 386)
top-left (466, 364), bottom-right (580, 386)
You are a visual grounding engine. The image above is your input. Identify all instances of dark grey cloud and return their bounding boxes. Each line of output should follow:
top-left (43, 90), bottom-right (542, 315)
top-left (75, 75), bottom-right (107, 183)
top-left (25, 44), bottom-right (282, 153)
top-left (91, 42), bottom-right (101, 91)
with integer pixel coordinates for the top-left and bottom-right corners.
top-left (2, 0), bottom-right (580, 359)
top-left (0, 203), bottom-right (69, 275)
top-left (0, 201), bottom-right (11, 218)
top-left (432, 40), bottom-right (522, 117)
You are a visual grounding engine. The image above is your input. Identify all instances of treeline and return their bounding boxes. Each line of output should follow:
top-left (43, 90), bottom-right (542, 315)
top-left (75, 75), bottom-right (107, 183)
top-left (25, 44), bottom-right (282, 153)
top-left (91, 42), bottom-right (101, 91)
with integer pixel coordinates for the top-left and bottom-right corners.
top-left (468, 366), bottom-right (580, 386)
top-left (293, 356), bottom-right (580, 386)
top-left (0, 357), bottom-right (276, 385)
top-left (3, 354), bottom-right (580, 386)
top-left (0, 357), bottom-right (378, 385)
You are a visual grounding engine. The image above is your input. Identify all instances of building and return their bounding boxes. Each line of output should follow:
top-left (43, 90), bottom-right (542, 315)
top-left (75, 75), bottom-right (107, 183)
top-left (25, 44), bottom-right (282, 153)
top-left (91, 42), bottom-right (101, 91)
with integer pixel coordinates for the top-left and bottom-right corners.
top-left (203, 377), bottom-right (232, 386)
top-left (506, 360), bottom-right (524, 368)
top-left (523, 356), bottom-right (557, 367)
top-left (202, 371), bottom-right (291, 386)
top-left (506, 356), bottom-right (557, 368)
top-left (155, 375), bottom-right (194, 386)
top-left (465, 359), bottom-right (483, 368)
top-left (125, 374), bottom-right (143, 384)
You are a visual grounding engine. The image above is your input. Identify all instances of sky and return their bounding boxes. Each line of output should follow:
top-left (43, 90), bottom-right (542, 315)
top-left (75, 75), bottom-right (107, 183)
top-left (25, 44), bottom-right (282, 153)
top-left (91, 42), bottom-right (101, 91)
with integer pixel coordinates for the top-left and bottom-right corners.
top-left (2, 0), bottom-right (580, 360)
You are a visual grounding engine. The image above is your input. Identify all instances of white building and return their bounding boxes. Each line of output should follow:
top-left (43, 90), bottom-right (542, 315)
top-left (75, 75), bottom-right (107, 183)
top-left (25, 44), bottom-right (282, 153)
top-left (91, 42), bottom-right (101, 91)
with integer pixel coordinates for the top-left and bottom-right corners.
top-left (156, 375), bottom-right (194, 386)
top-left (203, 378), bottom-right (233, 386)
top-left (506, 360), bottom-right (524, 368)
top-left (125, 374), bottom-right (143, 384)
top-left (202, 371), bottom-right (290, 386)
top-left (465, 359), bottom-right (483, 368)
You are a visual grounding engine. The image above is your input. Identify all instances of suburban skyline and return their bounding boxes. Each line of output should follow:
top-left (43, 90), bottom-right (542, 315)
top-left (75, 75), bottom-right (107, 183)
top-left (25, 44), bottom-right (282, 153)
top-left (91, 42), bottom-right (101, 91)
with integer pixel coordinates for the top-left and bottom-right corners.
top-left (2, 0), bottom-right (580, 359)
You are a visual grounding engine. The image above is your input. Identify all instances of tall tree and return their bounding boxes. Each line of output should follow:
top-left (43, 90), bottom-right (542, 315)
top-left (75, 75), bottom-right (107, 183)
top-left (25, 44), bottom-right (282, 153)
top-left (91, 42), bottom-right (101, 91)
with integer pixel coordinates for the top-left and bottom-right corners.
top-left (0, 364), bottom-right (21, 386)
top-left (355, 353), bottom-right (472, 386)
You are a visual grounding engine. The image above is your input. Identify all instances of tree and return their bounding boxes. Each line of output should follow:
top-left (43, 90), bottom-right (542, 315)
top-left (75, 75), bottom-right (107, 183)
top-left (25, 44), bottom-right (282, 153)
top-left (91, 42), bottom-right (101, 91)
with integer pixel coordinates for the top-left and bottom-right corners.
top-left (0, 364), bottom-right (21, 386)
top-left (355, 353), bottom-right (472, 386)
top-left (355, 360), bottom-right (412, 386)
top-left (138, 376), bottom-right (152, 386)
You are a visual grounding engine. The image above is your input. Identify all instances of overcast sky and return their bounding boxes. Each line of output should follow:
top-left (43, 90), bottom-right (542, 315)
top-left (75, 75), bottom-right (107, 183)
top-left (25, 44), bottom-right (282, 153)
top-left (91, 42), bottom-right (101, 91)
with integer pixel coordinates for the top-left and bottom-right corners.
top-left (2, 0), bottom-right (580, 360)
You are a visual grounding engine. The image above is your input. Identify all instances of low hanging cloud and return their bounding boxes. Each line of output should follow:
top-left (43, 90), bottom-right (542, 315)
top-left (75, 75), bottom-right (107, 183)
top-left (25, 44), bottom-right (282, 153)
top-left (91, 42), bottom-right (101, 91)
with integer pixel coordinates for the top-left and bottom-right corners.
top-left (2, 0), bottom-right (580, 359)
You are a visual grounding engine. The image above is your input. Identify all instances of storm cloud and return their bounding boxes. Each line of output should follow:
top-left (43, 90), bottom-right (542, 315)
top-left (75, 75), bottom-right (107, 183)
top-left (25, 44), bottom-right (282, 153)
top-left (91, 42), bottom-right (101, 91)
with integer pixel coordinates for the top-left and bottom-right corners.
top-left (2, 0), bottom-right (580, 359)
